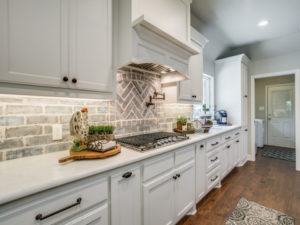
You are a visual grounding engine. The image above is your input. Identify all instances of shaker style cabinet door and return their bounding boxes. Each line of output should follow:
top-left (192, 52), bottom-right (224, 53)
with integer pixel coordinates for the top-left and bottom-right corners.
top-left (68, 0), bottom-right (113, 92)
top-left (174, 160), bottom-right (195, 221)
top-left (196, 143), bottom-right (206, 201)
top-left (111, 167), bottom-right (141, 225)
top-left (0, 0), bottom-right (69, 88)
top-left (143, 171), bottom-right (175, 225)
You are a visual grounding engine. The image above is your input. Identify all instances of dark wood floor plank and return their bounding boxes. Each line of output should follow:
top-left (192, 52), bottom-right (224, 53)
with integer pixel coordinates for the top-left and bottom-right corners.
top-left (177, 152), bottom-right (300, 225)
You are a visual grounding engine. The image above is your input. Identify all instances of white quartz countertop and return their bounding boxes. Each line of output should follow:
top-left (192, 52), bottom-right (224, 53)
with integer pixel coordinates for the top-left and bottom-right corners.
top-left (0, 125), bottom-right (241, 205)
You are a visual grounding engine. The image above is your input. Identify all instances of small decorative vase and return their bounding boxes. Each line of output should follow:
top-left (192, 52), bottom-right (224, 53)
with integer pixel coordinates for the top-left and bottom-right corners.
top-left (177, 122), bottom-right (183, 131)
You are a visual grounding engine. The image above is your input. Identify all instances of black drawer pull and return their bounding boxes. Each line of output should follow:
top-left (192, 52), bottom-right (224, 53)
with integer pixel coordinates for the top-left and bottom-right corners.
top-left (245, 129), bottom-right (248, 132)
top-left (122, 171), bottom-right (132, 179)
top-left (225, 136), bottom-right (231, 140)
top-left (176, 174), bottom-right (181, 178)
top-left (211, 142), bottom-right (219, 146)
top-left (211, 176), bottom-right (218, 182)
top-left (35, 197), bottom-right (82, 221)
top-left (211, 157), bottom-right (218, 162)
top-left (236, 140), bottom-right (240, 143)
top-left (235, 132), bottom-right (240, 136)
top-left (227, 145), bottom-right (231, 149)
top-left (173, 176), bottom-right (178, 180)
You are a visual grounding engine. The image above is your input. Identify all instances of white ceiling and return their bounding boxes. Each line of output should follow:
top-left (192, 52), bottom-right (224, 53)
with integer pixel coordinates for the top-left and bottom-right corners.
top-left (191, 0), bottom-right (300, 47)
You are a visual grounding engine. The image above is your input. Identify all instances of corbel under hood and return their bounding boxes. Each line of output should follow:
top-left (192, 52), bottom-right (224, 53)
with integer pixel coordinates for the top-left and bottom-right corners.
top-left (114, 7), bottom-right (200, 83)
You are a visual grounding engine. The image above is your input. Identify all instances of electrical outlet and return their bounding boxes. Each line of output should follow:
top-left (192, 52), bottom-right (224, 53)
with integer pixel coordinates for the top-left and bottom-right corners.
top-left (0, 127), bottom-right (5, 143)
top-left (52, 124), bottom-right (63, 141)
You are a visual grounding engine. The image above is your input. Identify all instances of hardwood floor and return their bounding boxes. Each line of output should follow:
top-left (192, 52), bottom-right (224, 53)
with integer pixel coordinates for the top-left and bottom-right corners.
top-left (178, 152), bottom-right (300, 225)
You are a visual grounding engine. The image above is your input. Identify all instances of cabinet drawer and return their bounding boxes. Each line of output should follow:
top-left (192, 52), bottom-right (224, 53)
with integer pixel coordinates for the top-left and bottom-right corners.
top-left (233, 130), bottom-right (241, 138)
top-left (206, 166), bottom-right (220, 192)
top-left (205, 147), bottom-right (221, 172)
top-left (206, 137), bottom-right (221, 152)
top-left (222, 133), bottom-right (233, 142)
top-left (175, 144), bottom-right (195, 166)
top-left (143, 153), bottom-right (174, 181)
top-left (0, 176), bottom-right (108, 225)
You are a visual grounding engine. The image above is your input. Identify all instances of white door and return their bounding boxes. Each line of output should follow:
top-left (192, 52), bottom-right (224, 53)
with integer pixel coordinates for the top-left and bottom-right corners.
top-left (174, 161), bottom-right (195, 221)
top-left (0, 0), bottom-right (68, 87)
top-left (68, 0), bottom-right (113, 92)
top-left (143, 171), bottom-right (175, 225)
top-left (267, 85), bottom-right (295, 148)
top-left (111, 167), bottom-right (141, 225)
top-left (195, 143), bottom-right (206, 201)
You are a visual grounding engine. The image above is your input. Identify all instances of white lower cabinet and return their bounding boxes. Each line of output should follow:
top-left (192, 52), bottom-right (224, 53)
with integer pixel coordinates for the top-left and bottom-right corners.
top-left (220, 145), bottom-right (229, 179)
top-left (195, 143), bottom-right (206, 202)
top-left (174, 160), bottom-right (195, 221)
top-left (111, 166), bottom-right (141, 225)
top-left (143, 145), bottom-right (196, 225)
top-left (0, 176), bottom-right (108, 225)
top-left (143, 170), bottom-right (175, 225)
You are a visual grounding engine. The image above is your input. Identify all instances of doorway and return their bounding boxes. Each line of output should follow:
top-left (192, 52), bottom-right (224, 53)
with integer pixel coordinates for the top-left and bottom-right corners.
top-left (250, 70), bottom-right (300, 171)
top-left (266, 84), bottom-right (295, 148)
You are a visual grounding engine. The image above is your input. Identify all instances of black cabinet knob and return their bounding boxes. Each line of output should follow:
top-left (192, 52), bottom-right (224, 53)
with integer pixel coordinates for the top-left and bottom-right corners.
top-left (62, 76), bottom-right (69, 82)
top-left (122, 171), bottom-right (132, 179)
top-left (227, 145), bottom-right (231, 149)
top-left (236, 140), bottom-right (240, 143)
top-left (244, 95), bottom-right (248, 98)
top-left (192, 95), bottom-right (197, 98)
top-left (173, 176), bottom-right (177, 180)
top-left (245, 129), bottom-right (248, 132)
top-left (72, 78), bottom-right (77, 84)
top-left (176, 174), bottom-right (181, 178)
top-left (200, 144), bottom-right (204, 148)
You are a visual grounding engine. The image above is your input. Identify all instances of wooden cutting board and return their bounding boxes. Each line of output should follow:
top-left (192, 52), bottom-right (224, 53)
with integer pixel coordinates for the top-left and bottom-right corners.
top-left (59, 145), bottom-right (121, 163)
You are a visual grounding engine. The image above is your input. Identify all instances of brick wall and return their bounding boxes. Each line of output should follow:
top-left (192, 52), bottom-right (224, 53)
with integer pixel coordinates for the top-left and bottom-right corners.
top-left (0, 69), bottom-right (193, 161)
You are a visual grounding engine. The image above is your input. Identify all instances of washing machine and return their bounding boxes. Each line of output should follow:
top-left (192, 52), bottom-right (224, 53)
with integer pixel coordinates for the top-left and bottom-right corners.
top-left (254, 119), bottom-right (265, 148)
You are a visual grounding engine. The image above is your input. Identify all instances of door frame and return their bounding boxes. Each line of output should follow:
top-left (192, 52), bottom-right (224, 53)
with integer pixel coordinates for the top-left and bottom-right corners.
top-left (250, 69), bottom-right (300, 171)
top-left (265, 83), bottom-right (295, 147)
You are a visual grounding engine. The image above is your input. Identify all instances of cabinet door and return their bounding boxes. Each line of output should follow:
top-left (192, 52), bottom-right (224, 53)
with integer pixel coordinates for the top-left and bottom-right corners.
top-left (111, 167), bottom-right (141, 225)
top-left (63, 205), bottom-right (108, 225)
top-left (68, 0), bottom-right (113, 92)
top-left (220, 147), bottom-right (228, 179)
top-left (242, 63), bottom-right (249, 127)
top-left (227, 143), bottom-right (234, 171)
top-left (196, 143), bottom-right (206, 201)
top-left (174, 160), bottom-right (195, 221)
top-left (0, 0), bottom-right (68, 87)
top-left (241, 128), bottom-right (248, 163)
top-left (143, 171), bottom-right (175, 225)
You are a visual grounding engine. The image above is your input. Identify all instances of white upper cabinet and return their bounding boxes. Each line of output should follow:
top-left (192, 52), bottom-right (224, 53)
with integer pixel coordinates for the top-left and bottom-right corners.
top-left (68, 0), bottom-right (112, 92)
top-left (178, 27), bottom-right (208, 102)
top-left (131, 0), bottom-right (191, 44)
top-left (0, 0), bottom-right (113, 93)
top-left (0, 0), bottom-right (68, 88)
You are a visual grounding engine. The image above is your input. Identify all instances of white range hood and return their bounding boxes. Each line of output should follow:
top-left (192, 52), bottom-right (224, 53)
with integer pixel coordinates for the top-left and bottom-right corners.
top-left (114, 1), bottom-right (200, 82)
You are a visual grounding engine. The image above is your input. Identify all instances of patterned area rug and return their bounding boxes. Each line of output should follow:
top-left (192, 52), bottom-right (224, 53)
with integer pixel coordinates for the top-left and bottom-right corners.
top-left (226, 198), bottom-right (295, 225)
top-left (261, 146), bottom-right (295, 162)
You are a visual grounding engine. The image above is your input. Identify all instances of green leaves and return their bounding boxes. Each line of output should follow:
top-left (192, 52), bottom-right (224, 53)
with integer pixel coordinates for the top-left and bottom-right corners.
top-left (89, 125), bottom-right (115, 135)
top-left (177, 116), bottom-right (187, 125)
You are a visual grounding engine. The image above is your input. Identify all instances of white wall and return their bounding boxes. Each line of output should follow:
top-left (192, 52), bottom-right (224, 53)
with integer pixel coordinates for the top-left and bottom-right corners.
top-left (251, 50), bottom-right (300, 75)
top-left (191, 14), bottom-right (231, 76)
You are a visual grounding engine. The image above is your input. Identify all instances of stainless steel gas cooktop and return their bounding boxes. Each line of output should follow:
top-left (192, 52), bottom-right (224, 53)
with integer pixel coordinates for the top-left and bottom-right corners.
top-left (116, 132), bottom-right (189, 151)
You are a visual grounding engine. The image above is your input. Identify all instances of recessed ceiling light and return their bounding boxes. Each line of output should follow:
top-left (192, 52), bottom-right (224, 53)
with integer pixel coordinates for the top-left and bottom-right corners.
top-left (257, 20), bottom-right (269, 27)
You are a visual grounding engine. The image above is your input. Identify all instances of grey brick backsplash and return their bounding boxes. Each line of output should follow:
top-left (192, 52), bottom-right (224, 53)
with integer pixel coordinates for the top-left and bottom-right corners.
top-left (5, 147), bottom-right (44, 160)
top-left (6, 105), bottom-right (43, 115)
top-left (45, 142), bottom-right (72, 153)
top-left (26, 115), bottom-right (59, 124)
top-left (6, 126), bottom-right (43, 138)
top-left (45, 106), bottom-right (73, 114)
top-left (0, 69), bottom-right (193, 161)
top-left (0, 116), bottom-right (24, 126)
top-left (24, 135), bottom-right (53, 147)
top-left (0, 138), bottom-right (23, 150)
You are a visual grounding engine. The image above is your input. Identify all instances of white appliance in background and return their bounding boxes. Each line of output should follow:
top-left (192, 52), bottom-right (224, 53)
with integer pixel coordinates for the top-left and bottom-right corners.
top-left (255, 119), bottom-right (265, 149)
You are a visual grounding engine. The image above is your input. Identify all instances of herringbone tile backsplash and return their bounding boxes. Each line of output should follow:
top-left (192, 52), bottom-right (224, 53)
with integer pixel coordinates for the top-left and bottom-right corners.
top-left (0, 69), bottom-right (193, 161)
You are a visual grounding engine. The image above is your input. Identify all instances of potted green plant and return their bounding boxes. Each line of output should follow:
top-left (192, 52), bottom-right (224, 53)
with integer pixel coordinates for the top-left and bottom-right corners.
top-left (88, 125), bottom-right (115, 143)
top-left (176, 116), bottom-right (187, 131)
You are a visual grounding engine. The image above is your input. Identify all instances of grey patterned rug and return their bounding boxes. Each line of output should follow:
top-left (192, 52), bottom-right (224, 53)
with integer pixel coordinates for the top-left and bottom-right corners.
top-left (226, 198), bottom-right (295, 225)
top-left (261, 146), bottom-right (295, 162)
